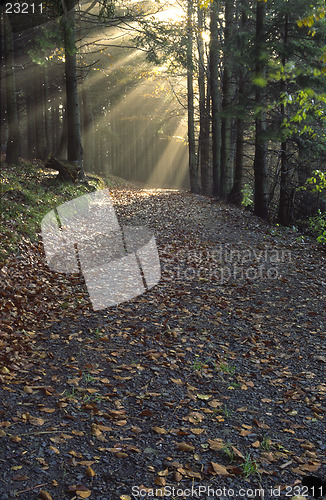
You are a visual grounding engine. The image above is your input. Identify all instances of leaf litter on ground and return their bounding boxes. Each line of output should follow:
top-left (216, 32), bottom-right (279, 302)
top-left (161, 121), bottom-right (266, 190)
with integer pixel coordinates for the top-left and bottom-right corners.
top-left (0, 185), bottom-right (325, 499)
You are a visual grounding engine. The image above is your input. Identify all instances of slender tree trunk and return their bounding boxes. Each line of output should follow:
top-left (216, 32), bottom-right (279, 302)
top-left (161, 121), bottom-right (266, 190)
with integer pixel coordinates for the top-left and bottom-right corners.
top-left (278, 15), bottom-right (292, 225)
top-left (43, 64), bottom-right (51, 159)
top-left (220, 0), bottom-right (233, 198)
top-left (4, 12), bottom-right (20, 164)
top-left (210, 0), bottom-right (221, 197)
top-left (187, 0), bottom-right (199, 193)
top-left (56, 104), bottom-right (68, 157)
top-left (26, 89), bottom-right (36, 159)
top-left (197, 4), bottom-right (211, 195)
top-left (253, 0), bottom-right (269, 219)
top-left (34, 64), bottom-right (45, 159)
top-left (63, 0), bottom-right (84, 177)
top-left (228, 2), bottom-right (247, 205)
top-left (82, 78), bottom-right (95, 172)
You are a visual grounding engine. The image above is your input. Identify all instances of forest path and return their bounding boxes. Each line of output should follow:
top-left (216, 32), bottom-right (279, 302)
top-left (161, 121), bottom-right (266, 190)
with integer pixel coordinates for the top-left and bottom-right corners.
top-left (0, 188), bottom-right (325, 500)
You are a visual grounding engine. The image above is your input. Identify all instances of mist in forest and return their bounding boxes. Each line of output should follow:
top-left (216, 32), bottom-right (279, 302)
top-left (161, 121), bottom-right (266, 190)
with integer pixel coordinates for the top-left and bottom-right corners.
top-left (0, 3), bottom-right (190, 189)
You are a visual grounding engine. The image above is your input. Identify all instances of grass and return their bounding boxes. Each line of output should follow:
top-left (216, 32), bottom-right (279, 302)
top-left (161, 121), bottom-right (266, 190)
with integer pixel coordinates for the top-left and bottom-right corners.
top-left (218, 362), bottom-right (236, 375)
top-left (0, 157), bottom-right (107, 265)
top-left (241, 453), bottom-right (261, 479)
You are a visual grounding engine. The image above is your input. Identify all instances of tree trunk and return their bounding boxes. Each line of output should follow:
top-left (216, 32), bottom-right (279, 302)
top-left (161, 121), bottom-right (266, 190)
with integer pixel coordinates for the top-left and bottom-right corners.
top-left (198, 4), bottom-right (211, 195)
top-left (4, 12), bottom-right (20, 164)
top-left (82, 77), bottom-right (95, 173)
top-left (63, 0), bottom-right (84, 177)
top-left (43, 65), bottom-right (51, 159)
top-left (34, 64), bottom-right (45, 159)
top-left (253, 0), bottom-right (269, 220)
top-left (44, 156), bottom-right (80, 183)
top-left (278, 15), bottom-right (292, 225)
top-left (26, 89), bottom-right (36, 159)
top-left (210, 0), bottom-right (221, 197)
top-left (228, 2), bottom-right (247, 205)
top-left (187, 0), bottom-right (200, 194)
top-left (220, 0), bottom-right (233, 199)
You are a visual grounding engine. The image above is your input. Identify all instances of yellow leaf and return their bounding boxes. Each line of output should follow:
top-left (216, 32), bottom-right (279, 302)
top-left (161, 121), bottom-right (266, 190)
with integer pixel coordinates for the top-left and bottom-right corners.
top-left (196, 394), bottom-right (211, 400)
top-left (157, 469), bottom-right (169, 477)
top-left (76, 491), bottom-right (91, 499)
top-left (190, 428), bottom-right (205, 435)
top-left (49, 446), bottom-right (60, 455)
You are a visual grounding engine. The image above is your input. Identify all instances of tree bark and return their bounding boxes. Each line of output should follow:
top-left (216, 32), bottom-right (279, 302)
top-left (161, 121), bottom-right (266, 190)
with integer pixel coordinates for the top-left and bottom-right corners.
top-left (253, 0), bottom-right (269, 220)
top-left (197, 4), bottom-right (211, 195)
top-left (187, 0), bottom-right (200, 193)
top-left (62, 0), bottom-right (84, 177)
top-left (228, 2), bottom-right (247, 205)
top-left (220, 0), bottom-right (233, 199)
top-left (278, 15), bottom-right (292, 225)
top-left (210, 0), bottom-right (221, 197)
top-left (44, 155), bottom-right (80, 183)
top-left (4, 12), bottom-right (20, 164)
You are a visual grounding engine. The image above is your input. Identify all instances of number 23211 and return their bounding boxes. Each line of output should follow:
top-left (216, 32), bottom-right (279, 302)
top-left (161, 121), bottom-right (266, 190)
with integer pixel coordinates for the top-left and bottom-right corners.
top-left (5, 3), bottom-right (43, 14)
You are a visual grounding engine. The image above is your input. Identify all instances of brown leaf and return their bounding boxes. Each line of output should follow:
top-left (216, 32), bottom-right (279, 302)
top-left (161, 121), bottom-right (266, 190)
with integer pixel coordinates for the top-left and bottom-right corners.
top-left (208, 438), bottom-right (224, 451)
top-left (37, 491), bottom-right (53, 500)
top-left (176, 442), bottom-right (195, 452)
top-left (211, 462), bottom-right (230, 475)
top-left (29, 416), bottom-right (45, 426)
top-left (154, 476), bottom-right (166, 486)
top-left (10, 435), bottom-right (21, 443)
top-left (251, 441), bottom-right (260, 448)
top-left (139, 409), bottom-right (153, 417)
top-left (152, 426), bottom-right (168, 434)
top-left (86, 466), bottom-right (96, 477)
top-left (174, 471), bottom-right (183, 481)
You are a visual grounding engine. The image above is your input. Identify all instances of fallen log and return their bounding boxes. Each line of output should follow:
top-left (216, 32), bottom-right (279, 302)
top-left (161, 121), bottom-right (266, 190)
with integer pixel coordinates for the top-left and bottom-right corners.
top-left (44, 156), bottom-right (81, 183)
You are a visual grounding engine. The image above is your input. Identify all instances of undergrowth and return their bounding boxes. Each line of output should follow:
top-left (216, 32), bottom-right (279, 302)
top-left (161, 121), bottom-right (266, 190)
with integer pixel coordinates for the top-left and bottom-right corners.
top-left (0, 158), bottom-right (107, 265)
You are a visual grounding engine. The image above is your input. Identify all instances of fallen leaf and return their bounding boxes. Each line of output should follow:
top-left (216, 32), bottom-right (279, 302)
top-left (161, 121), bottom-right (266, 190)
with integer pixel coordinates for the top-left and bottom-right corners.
top-left (86, 466), bottom-right (96, 477)
top-left (152, 426), bottom-right (168, 434)
top-left (29, 416), bottom-right (45, 426)
top-left (37, 491), bottom-right (53, 500)
top-left (176, 442), bottom-right (195, 452)
top-left (154, 476), bottom-right (166, 486)
top-left (211, 462), bottom-right (230, 475)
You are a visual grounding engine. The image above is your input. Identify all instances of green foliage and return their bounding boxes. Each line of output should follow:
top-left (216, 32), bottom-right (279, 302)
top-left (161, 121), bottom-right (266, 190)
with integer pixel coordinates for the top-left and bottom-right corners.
top-left (304, 170), bottom-right (326, 193)
top-left (28, 22), bottom-right (63, 64)
top-left (309, 209), bottom-right (326, 245)
top-left (241, 184), bottom-right (253, 206)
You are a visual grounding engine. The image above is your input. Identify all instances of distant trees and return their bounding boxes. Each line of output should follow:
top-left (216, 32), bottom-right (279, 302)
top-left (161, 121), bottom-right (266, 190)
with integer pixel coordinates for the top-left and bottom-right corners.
top-left (135, 0), bottom-right (326, 223)
top-left (1, 0), bottom-right (325, 225)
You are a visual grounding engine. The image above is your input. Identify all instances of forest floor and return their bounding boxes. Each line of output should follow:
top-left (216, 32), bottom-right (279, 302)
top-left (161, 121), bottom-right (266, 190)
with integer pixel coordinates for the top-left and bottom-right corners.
top-left (0, 162), bottom-right (325, 500)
